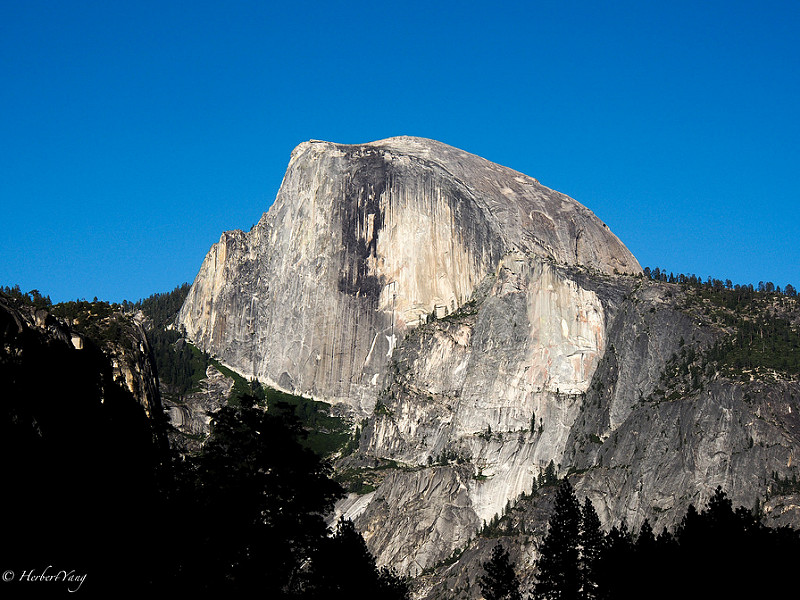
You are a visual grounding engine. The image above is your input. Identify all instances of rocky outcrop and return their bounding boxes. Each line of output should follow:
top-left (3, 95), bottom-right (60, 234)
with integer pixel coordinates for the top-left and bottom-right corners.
top-left (1, 295), bottom-right (171, 589)
top-left (337, 256), bottom-right (613, 572)
top-left (0, 297), bottom-right (164, 421)
top-left (175, 136), bottom-right (799, 589)
top-left (350, 274), bottom-right (800, 590)
top-left (105, 313), bottom-right (163, 420)
top-left (178, 137), bottom-right (640, 414)
top-left (163, 363), bottom-right (235, 453)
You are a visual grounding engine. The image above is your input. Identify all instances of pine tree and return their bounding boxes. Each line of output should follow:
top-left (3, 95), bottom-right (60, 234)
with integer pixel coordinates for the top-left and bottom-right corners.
top-left (309, 517), bottom-right (409, 599)
top-left (535, 480), bottom-right (582, 600)
top-left (596, 521), bottom-right (634, 600)
top-left (479, 543), bottom-right (523, 600)
top-left (580, 497), bottom-right (604, 600)
top-left (628, 518), bottom-right (657, 596)
top-left (635, 519), bottom-right (655, 553)
top-left (168, 397), bottom-right (344, 595)
top-left (539, 459), bottom-right (559, 487)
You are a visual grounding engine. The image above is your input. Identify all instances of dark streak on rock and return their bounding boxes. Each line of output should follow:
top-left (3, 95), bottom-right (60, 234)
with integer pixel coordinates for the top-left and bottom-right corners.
top-left (337, 148), bottom-right (388, 305)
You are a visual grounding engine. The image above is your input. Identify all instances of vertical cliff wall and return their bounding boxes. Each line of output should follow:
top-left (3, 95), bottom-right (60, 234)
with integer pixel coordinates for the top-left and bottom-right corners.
top-left (175, 137), bottom-right (800, 585)
top-left (344, 255), bottom-right (613, 573)
top-left (177, 137), bottom-right (640, 414)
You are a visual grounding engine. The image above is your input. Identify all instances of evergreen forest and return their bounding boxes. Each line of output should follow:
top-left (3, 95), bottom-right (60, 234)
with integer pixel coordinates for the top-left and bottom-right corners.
top-left (644, 267), bottom-right (799, 376)
top-left (481, 480), bottom-right (800, 599)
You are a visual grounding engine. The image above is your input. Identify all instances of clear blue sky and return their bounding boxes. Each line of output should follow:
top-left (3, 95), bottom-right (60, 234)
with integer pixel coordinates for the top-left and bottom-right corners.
top-left (2, 0), bottom-right (798, 303)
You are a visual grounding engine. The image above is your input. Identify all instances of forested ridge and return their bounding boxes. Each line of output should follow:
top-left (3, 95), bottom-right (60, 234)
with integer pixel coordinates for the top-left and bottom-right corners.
top-left (645, 267), bottom-right (800, 381)
top-left (125, 282), bottom-right (213, 398)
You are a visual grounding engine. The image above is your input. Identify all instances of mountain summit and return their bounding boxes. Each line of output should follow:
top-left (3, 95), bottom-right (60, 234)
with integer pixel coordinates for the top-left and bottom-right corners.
top-left (177, 137), bottom-right (639, 411)
top-left (177, 139), bottom-right (799, 582)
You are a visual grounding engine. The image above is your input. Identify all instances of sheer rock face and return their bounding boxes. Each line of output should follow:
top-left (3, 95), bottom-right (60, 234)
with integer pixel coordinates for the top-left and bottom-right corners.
top-left (349, 275), bottom-right (800, 582)
top-left (344, 258), bottom-right (611, 575)
top-left (177, 137), bottom-right (640, 414)
top-left (176, 137), bottom-right (800, 583)
top-left (177, 136), bottom-right (644, 577)
top-left (352, 258), bottom-right (608, 552)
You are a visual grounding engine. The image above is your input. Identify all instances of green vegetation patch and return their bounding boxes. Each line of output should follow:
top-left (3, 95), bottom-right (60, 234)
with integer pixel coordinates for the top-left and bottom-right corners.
top-left (707, 315), bottom-right (800, 377)
top-left (149, 333), bottom-right (211, 398)
top-left (259, 387), bottom-right (351, 459)
top-left (646, 268), bottom-right (800, 381)
top-left (125, 282), bottom-right (191, 329)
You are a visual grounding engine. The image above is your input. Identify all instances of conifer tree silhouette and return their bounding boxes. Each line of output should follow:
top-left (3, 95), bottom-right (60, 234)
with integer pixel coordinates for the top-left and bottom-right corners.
top-left (535, 480), bottom-right (582, 600)
top-left (479, 543), bottom-right (522, 600)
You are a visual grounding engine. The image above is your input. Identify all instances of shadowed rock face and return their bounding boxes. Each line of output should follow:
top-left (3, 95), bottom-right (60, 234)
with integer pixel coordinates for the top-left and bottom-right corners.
top-left (177, 137), bottom-right (640, 414)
